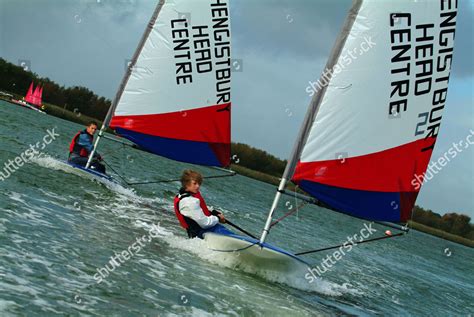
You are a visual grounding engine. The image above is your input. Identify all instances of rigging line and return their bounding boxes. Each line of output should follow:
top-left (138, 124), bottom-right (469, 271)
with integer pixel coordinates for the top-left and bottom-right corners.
top-left (103, 136), bottom-right (237, 183)
top-left (101, 142), bottom-right (236, 185)
top-left (209, 166), bottom-right (237, 176)
top-left (104, 135), bottom-right (237, 182)
top-left (126, 172), bottom-right (236, 186)
top-left (225, 220), bottom-right (258, 240)
top-left (102, 134), bottom-right (144, 151)
top-left (101, 158), bottom-right (236, 186)
top-left (270, 200), bottom-right (308, 228)
top-left (268, 185), bottom-right (307, 229)
top-left (293, 184), bottom-right (304, 221)
top-left (101, 159), bottom-right (130, 185)
top-left (294, 232), bottom-right (405, 256)
top-left (97, 148), bottom-right (119, 158)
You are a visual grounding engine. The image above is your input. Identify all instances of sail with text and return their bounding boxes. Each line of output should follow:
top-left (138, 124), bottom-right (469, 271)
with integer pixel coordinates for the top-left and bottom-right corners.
top-left (290, 0), bottom-right (457, 222)
top-left (109, 0), bottom-right (231, 167)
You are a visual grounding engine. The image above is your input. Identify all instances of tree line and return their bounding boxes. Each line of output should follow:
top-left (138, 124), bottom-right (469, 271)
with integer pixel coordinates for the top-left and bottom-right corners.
top-left (412, 205), bottom-right (473, 240)
top-left (231, 142), bottom-right (287, 177)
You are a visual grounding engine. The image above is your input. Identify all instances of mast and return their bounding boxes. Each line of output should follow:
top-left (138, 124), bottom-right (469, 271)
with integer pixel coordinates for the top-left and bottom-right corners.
top-left (259, 0), bottom-right (363, 244)
top-left (86, 0), bottom-right (165, 169)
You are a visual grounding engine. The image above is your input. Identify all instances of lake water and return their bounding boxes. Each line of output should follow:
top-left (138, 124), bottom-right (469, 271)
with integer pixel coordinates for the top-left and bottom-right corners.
top-left (0, 101), bottom-right (473, 316)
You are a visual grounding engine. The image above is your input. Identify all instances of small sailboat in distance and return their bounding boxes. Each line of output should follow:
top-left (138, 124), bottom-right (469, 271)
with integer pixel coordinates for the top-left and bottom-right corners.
top-left (204, 0), bottom-right (458, 274)
top-left (10, 81), bottom-right (46, 113)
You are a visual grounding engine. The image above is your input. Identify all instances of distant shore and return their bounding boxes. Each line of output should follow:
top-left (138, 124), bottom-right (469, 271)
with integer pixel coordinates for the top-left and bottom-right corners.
top-left (407, 221), bottom-right (473, 247)
top-left (1, 93), bottom-right (100, 126)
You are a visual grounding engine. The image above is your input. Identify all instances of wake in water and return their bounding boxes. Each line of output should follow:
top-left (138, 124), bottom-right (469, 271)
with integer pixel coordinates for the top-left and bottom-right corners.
top-left (27, 155), bottom-right (361, 299)
top-left (30, 156), bottom-right (141, 199)
top-left (162, 231), bottom-right (361, 297)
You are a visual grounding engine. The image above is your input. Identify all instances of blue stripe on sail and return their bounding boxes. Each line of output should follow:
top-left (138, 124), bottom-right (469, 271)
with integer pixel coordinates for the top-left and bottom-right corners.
top-left (114, 128), bottom-right (221, 166)
top-left (298, 180), bottom-right (402, 222)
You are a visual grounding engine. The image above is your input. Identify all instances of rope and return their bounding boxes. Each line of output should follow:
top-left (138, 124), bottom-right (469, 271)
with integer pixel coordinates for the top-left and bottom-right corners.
top-left (295, 232), bottom-right (405, 256)
top-left (269, 185), bottom-right (308, 229)
top-left (100, 136), bottom-right (236, 185)
top-left (101, 159), bottom-right (130, 184)
top-left (225, 220), bottom-right (258, 240)
top-left (126, 172), bottom-right (235, 186)
top-left (270, 201), bottom-right (308, 228)
top-left (101, 158), bottom-right (235, 186)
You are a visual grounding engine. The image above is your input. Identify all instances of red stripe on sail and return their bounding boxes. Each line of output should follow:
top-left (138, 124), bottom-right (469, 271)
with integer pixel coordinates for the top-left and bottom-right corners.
top-left (292, 137), bottom-right (436, 193)
top-left (110, 103), bottom-right (231, 144)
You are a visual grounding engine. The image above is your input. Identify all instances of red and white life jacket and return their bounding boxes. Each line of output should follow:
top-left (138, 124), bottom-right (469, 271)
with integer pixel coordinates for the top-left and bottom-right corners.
top-left (174, 189), bottom-right (212, 238)
top-left (69, 130), bottom-right (92, 157)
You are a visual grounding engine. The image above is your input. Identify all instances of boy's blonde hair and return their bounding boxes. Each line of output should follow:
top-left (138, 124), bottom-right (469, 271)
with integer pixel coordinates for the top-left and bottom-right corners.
top-left (181, 169), bottom-right (203, 187)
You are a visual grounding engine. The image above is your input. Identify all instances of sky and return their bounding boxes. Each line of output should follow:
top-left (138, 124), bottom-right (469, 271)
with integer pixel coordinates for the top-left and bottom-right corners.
top-left (0, 0), bottom-right (473, 218)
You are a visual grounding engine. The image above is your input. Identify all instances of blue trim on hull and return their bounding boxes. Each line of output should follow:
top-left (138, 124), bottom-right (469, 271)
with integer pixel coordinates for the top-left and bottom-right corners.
top-left (204, 224), bottom-right (309, 266)
top-left (298, 180), bottom-right (401, 222)
top-left (64, 160), bottom-right (116, 183)
top-left (115, 128), bottom-right (221, 166)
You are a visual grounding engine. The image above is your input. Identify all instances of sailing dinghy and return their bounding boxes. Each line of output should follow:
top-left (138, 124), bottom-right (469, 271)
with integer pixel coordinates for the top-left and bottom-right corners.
top-left (78, 0), bottom-right (308, 272)
top-left (67, 0), bottom-right (232, 183)
top-left (67, 0), bottom-right (235, 186)
top-left (202, 0), bottom-right (458, 274)
top-left (203, 225), bottom-right (310, 273)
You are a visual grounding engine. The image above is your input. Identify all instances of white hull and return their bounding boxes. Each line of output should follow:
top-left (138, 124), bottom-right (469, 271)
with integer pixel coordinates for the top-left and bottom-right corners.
top-left (204, 230), bottom-right (309, 274)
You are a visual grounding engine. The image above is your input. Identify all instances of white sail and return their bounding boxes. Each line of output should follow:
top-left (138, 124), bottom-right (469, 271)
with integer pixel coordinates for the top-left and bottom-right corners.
top-left (88, 0), bottom-right (232, 168)
top-left (261, 0), bottom-right (458, 243)
top-left (114, 0), bottom-right (231, 117)
top-left (292, 0), bottom-right (457, 222)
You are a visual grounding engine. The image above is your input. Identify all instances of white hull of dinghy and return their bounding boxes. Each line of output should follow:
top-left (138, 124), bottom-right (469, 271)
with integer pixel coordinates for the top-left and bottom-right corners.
top-left (203, 230), bottom-right (309, 274)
